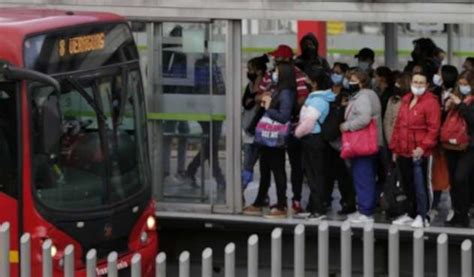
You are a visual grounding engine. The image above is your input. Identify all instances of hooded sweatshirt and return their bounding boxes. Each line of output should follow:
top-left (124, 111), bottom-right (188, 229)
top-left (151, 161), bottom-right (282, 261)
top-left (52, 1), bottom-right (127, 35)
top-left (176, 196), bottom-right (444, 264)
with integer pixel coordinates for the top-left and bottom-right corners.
top-left (295, 33), bottom-right (331, 74)
top-left (295, 90), bottom-right (335, 137)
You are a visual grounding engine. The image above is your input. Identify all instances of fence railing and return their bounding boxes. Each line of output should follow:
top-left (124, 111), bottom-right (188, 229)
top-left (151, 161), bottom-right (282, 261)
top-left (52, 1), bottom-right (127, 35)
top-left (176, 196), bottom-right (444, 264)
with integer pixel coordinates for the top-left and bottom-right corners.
top-left (0, 221), bottom-right (472, 276)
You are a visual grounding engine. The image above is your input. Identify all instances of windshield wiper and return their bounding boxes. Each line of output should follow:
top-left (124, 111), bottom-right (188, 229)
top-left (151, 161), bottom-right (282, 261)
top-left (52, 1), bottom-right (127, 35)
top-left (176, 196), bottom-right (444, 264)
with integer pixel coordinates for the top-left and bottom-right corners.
top-left (63, 77), bottom-right (107, 122)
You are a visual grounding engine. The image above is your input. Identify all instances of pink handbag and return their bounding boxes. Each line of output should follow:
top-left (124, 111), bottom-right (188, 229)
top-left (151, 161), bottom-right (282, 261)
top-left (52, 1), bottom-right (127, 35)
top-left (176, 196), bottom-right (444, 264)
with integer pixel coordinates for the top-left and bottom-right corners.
top-left (340, 119), bottom-right (378, 159)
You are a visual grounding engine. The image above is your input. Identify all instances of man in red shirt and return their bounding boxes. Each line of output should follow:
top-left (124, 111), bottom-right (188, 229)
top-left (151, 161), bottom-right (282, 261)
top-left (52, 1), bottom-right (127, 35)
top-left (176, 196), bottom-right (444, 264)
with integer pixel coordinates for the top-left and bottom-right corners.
top-left (257, 44), bottom-right (309, 215)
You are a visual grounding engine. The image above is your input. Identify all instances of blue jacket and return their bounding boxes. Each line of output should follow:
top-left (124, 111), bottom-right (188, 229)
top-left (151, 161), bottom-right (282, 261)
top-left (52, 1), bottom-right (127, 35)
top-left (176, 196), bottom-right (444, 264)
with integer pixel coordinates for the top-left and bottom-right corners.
top-left (304, 89), bottom-right (335, 134)
top-left (266, 89), bottom-right (295, 124)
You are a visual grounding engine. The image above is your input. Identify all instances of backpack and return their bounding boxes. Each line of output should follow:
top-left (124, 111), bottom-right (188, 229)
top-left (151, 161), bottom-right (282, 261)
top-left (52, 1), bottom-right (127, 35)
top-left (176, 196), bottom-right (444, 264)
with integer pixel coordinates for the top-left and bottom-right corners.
top-left (320, 98), bottom-right (345, 142)
top-left (382, 162), bottom-right (410, 219)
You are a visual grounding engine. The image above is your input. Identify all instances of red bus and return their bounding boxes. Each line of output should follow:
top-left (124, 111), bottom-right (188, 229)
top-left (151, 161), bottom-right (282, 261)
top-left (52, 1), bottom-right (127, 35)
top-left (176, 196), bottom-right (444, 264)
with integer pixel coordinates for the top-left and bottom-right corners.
top-left (0, 8), bottom-right (157, 276)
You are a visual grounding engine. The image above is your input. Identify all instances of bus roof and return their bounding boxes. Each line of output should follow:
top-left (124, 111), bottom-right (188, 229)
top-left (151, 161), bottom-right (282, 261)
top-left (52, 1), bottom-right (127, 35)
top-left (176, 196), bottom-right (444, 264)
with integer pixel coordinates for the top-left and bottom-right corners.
top-left (0, 8), bottom-right (124, 34)
top-left (0, 8), bottom-right (126, 66)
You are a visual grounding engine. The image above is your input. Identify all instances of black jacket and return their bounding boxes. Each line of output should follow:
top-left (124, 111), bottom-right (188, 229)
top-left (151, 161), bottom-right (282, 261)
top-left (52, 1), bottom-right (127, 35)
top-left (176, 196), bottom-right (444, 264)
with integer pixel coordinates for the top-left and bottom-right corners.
top-left (294, 33), bottom-right (331, 75)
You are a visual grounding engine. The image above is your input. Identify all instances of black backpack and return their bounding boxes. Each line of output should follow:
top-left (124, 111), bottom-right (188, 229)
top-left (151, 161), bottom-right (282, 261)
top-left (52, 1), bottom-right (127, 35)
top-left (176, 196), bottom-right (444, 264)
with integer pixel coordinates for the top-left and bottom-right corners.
top-left (320, 100), bottom-right (344, 142)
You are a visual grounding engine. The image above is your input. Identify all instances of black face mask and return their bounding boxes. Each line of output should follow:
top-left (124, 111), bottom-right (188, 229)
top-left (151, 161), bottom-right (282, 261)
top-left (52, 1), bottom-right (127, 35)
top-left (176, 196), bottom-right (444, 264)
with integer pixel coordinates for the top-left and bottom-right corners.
top-left (348, 84), bottom-right (360, 94)
top-left (247, 72), bottom-right (257, 82)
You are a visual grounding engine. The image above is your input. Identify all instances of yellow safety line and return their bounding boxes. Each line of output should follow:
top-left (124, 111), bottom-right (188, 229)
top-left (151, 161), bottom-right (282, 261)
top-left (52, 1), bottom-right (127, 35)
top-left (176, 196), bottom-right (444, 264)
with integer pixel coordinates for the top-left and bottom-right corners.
top-left (9, 250), bottom-right (18, 263)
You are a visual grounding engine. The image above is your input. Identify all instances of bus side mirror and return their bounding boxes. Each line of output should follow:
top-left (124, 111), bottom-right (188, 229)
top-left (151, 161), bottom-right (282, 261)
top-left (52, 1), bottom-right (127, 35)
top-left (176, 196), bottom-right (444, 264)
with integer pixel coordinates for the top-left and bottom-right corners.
top-left (0, 62), bottom-right (61, 94)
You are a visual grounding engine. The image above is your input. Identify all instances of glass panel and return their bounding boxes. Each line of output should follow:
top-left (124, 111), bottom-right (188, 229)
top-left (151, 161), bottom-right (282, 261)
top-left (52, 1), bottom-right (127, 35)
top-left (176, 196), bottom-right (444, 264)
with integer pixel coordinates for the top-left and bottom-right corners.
top-left (155, 22), bottom-right (227, 205)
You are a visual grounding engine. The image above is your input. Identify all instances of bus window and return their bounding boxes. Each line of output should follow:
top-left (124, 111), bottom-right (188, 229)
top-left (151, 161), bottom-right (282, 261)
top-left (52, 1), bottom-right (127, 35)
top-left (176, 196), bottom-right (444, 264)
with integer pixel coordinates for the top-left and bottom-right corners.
top-left (31, 69), bottom-right (147, 211)
top-left (0, 82), bottom-right (17, 198)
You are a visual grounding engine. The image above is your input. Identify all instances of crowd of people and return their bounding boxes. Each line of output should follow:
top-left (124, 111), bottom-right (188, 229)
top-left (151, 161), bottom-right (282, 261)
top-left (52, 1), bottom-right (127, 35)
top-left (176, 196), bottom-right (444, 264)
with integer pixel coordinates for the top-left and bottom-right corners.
top-left (241, 34), bottom-right (474, 228)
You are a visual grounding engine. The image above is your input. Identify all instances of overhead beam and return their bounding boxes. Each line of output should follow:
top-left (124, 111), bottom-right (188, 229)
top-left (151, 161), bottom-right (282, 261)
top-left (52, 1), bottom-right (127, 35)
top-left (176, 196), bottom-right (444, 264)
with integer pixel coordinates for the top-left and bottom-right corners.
top-left (0, 2), bottom-right (473, 23)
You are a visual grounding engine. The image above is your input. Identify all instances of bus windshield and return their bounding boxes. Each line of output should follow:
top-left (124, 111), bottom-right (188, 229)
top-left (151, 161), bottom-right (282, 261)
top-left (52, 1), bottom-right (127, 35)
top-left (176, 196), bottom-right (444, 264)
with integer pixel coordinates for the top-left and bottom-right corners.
top-left (31, 67), bottom-right (148, 211)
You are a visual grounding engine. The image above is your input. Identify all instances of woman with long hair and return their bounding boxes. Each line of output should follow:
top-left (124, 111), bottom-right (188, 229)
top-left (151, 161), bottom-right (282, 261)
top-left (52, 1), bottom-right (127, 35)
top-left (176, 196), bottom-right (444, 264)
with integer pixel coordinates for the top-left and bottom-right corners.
top-left (243, 62), bottom-right (296, 218)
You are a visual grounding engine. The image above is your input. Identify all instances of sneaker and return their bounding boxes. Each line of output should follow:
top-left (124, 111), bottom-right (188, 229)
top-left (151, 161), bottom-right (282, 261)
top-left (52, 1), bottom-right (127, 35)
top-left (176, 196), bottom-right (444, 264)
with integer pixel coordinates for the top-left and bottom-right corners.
top-left (445, 213), bottom-right (470, 228)
top-left (349, 214), bottom-right (374, 224)
top-left (392, 214), bottom-right (414, 226)
top-left (243, 205), bottom-right (262, 216)
top-left (410, 215), bottom-right (425, 228)
top-left (307, 213), bottom-right (326, 221)
top-left (347, 211), bottom-right (360, 219)
top-left (446, 209), bottom-right (455, 222)
top-left (264, 207), bottom-right (287, 219)
top-left (291, 201), bottom-right (304, 215)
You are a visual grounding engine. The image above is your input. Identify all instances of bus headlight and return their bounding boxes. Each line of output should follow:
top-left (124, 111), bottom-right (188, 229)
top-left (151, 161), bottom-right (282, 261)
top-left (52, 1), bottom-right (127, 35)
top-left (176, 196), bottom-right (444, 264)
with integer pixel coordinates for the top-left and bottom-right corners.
top-left (146, 216), bottom-right (156, 230)
top-left (51, 245), bottom-right (58, 257)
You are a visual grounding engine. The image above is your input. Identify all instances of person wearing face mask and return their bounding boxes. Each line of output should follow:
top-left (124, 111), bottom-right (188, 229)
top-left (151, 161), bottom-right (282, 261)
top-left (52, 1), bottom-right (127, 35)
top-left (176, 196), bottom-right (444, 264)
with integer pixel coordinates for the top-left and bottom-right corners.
top-left (443, 70), bottom-right (474, 227)
top-left (331, 62), bottom-right (349, 95)
top-left (384, 72), bottom-right (411, 149)
top-left (294, 33), bottom-right (331, 76)
top-left (294, 66), bottom-right (335, 220)
top-left (374, 66), bottom-right (394, 117)
top-left (324, 62), bottom-right (356, 215)
top-left (390, 72), bottom-right (441, 228)
top-left (433, 65), bottom-right (459, 111)
top-left (243, 62), bottom-right (296, 219)
top-left (340, 68), bottom-right (383, 224)
top-left (430, 65), bottom-right (459, 213)
top-left (241, 55), bottom-right (269, 190)
top-left (256, 45), bottom-right (309, 215)
top-left (354, 48), bottom-right (375, 77)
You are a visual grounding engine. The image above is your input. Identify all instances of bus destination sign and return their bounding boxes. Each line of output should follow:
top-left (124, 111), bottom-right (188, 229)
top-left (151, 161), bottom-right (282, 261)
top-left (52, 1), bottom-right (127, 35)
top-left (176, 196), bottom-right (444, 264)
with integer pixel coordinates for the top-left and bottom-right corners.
top-left (59, 32), bottom-right (105, 57)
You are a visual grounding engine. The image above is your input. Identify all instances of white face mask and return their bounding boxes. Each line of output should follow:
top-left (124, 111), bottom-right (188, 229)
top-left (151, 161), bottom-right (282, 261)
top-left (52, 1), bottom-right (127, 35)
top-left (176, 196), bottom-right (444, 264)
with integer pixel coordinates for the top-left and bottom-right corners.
top-left (460, 85), bottom-right (472, 96)
top-left (433, 74), bottom-right (443, 87)
top-left (272, 71), bottom-right (278, 84)
top-left (411, 86), bottom-right (426, 96)
top-left (342, 77), bottom-right (350, 89)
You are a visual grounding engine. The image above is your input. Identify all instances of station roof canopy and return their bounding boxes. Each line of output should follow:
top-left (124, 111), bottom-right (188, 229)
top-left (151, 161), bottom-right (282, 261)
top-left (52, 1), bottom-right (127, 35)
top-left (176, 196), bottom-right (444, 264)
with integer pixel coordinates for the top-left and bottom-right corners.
top-left (0, 0), bottom-right (473, 23)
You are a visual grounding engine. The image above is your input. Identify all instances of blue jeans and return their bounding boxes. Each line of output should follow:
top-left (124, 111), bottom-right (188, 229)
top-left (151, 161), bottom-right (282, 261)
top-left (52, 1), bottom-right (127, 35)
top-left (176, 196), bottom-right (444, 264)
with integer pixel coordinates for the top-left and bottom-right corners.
top-left (243, 143), bottom-right (260, 172)
top-left (351, 154), bottom-right (378, 216)
top-left (397, 157), bottom-right (429, 219)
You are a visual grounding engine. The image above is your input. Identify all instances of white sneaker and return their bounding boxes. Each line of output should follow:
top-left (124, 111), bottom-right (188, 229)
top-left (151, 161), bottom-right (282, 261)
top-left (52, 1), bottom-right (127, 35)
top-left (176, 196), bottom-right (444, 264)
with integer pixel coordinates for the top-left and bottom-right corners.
top-left (410, 215), bottom-right (425, 228)
top-left (349, 214), bottom-right (374, 224)
top-left (392, 214), bottom-right (413, 226)
top-left (347, 211), bottom-right (360, 219)
top-left (446, 209), bottom-right (454, 222)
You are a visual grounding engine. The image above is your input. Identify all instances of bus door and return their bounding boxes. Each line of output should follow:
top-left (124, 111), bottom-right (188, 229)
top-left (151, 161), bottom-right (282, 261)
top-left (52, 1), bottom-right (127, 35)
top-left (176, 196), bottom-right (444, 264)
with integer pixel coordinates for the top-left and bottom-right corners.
top-left (0, 79), bottom-right (20, 275)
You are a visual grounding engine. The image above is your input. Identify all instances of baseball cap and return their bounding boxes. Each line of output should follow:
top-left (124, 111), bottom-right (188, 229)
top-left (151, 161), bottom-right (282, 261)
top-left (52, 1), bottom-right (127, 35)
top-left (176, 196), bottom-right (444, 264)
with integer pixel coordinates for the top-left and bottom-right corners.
top-left (268, 44), bottom-right (294, 59)
top-left (355, 48), bottom-right (375, 60)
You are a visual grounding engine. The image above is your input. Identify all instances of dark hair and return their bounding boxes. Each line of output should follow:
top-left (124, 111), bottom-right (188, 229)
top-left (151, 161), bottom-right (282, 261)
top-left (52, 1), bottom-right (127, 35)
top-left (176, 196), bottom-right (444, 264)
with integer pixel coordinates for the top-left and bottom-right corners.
top-left (248, 55), bottom-right (269, 73)
top-left (411, 38), bottom-right (438, 62)
top-left (465, 57), bottom-right (474, 67)
top-left (375, 66), bottom-right (394, 86)
top-left (441, 65), bottom-right (459, 90)
top-left (412, 71), bottom-right (430, 84)
top-left (276, 62), bottom-right (296, 92)
top-left (458, 70), bottom-right (474, 90)
top-left (395, 72), bottom-right (412, 94)
top-left (411, 60), bottom-right (435, 85)
top-left (333, 62), bottom-right (349, 74)
top-left (307, 66), bottom-right (332, 91)
top-left (350, 68), bottom-right (370, 88)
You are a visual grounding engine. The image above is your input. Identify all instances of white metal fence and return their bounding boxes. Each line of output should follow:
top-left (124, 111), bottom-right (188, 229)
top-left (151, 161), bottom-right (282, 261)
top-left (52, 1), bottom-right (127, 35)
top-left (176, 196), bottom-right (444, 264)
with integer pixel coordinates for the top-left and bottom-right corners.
top-left (0, 221), bottom-right (472, 277)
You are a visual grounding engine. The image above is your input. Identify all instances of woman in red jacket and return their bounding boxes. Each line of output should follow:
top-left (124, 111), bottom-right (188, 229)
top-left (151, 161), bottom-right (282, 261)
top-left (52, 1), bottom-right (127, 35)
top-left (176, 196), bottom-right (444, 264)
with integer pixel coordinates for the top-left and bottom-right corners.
top-left (390, 71), bottom-right (441, 228)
